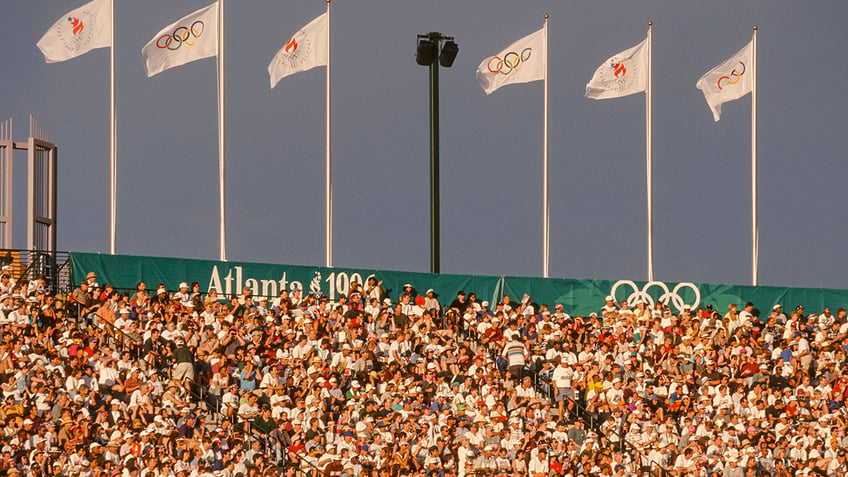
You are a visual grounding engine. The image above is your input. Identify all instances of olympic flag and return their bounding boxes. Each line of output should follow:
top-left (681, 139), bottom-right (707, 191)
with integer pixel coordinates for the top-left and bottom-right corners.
top-left (141, 2), bottom-right (218, 77)
top-left (697, 30), bottom-right (758, 285)
top-left (585, 38), bottom-right (648, 100)
top-left (268, 7), bottom-right (334, 268)
top-left (475, 19), bottom-right (550, 277)
top-left (268, 12), bottom-right (329, 88)
top-left (585, 25), bottom-right (655, 282)
top-left (696, 40), bottom-right (754, 121)
top-left (475, 27), bottom-right (545, 95)
top-left (39, 0), bottom-right (118, 256)
top-left (37, 0), bottom-right (112, 63)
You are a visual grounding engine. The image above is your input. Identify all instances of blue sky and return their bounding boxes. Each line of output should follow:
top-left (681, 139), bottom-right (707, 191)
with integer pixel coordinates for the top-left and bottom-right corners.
top-left (3, 0), bottom-right (848, 289)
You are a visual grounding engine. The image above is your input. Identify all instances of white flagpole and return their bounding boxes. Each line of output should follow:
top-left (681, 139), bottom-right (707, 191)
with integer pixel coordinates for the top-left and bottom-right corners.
top-left (325, 0), bottom-right (333, 268)
top-left (542, 14), bottom-right (549, 278)
top-left (218, 0), bottom-right (227, 261)
top-left (646, 21), bottom-right (654, 281)
top-left (109, 0), bottom-right (116, 255)
top-left (751, 25), bottom-right (758, 285)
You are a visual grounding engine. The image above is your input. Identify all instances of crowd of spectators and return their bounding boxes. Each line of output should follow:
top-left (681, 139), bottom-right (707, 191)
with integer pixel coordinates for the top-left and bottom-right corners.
top-left (0, 269), bottom-right (847, 477)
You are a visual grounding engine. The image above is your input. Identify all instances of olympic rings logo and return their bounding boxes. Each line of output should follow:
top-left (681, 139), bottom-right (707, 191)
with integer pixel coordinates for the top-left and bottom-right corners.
top-left (609, 280), bottom-right (700, 314)
top-left (487, 48), bottom-right (533, 75)
top-left (717, 61), bottom-right (745, 90)
top-left (156, 21), bottom-right (205, 50)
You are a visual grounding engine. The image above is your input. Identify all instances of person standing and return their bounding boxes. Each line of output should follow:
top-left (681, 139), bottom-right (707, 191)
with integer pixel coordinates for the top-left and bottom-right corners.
top-left (501, 333), bottom-right (527, 380)
top-left (552, 359), bottom-right (575, 418)
top-left (172, 339), bottom-right (195, 386)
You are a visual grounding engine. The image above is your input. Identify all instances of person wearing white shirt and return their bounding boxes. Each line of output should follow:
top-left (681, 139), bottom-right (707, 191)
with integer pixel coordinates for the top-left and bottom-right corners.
top-left (467, 425), bottom-right (485, 448)
top-left (364, 298), bottom-right (381, 320)
top-left (6, 301), bottom-right (29, 328)
top-left (606, 378), bottom-right (625, 407)
top-left (259, 367), bottom-right (283, 390)
top-left (712, 385), bottom-right (733, 409)
top-left (476, 315), bottom-right (492, 337)
top-left (600, 296), bottom-right (618, 316)
top-left (827, 451), bottom-right (848, 475)
top-left (528, 448), bottom-right (549, 476)
top-left (221, 385), bottom-right (240, 420)
top-left (160, 322), bottom-right (180, 343)
top-left (560, 345), bottom-right (578, 366)
top-left (788, 439), bottom-right (807, 463)
top-left (64, 368), bottom-right (85, 397)
top-left (172, 282), bottom-right (192, 308)
top-left (515, 376), bottom-right (537, 403)
top-left (98, 358), bottom-right (120, 390)
top-left (545, 342), bottom-right (563, 362)
top-left (551, 360), bottom-right (574, 418)
top-left (456, 438), bottom-right (472, 477)
top-left (797, 335), bottom-right (812, 368)
top-left (738, 302), bottom-right (754, 324)
top-left (113, 311), bottom-right (132, 332)
top-left (672, 448), bottom-right (698, 474)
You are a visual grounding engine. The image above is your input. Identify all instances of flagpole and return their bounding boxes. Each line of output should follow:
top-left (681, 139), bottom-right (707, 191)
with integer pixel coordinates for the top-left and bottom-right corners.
top-left (542, 14), bottom-right (549, 279)
top-left (218, 0), bottom-right (227, 261)
top-left (646, 21), bottom-right (653, 281)
top-left (109, 0), bottom-right (116, 255)
top-left (325, 0), bottom-right (333, 268)
top-left (751, 25), bottom-right (758, 286)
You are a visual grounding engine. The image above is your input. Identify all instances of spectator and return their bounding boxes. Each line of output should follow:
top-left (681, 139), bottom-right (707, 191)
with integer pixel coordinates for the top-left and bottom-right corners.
top-left (1, 272), bottom-right (847, 477)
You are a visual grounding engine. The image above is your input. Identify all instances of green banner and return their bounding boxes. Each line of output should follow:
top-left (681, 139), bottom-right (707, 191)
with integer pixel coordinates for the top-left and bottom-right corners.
top-left (70, 253), bottom-right (848, 316)
top-left (69, 253), bottom-right (503, 308)
top-left (501, 277), bottom-right (848, 317)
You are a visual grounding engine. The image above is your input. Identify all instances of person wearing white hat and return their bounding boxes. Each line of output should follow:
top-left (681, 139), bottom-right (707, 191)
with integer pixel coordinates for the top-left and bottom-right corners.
top-left (723, 453), bottom-right (744, 477)
top-left (606, 377), bottom-right (624, 407)
top-left (172, 338), bottom-right (195, 384)
top-left (0, 266), bottom-right (15, 291)
top-left (172, 282), bottom-right (192, 307)
top-left (601, 295), bottom-right (618, 315)
top-left (365, 275), bottom-right (383, 302)
top-left (424, 288), bottom-right (441, 317)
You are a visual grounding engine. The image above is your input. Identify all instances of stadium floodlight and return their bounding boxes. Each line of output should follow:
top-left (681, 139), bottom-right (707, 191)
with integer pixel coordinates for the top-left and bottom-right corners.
top-left (439, 40), bottom-right (459, 67)
top-left (415, 32), bottom-right (458, 274)
top-left (416, 38), bottom-right (438, 66)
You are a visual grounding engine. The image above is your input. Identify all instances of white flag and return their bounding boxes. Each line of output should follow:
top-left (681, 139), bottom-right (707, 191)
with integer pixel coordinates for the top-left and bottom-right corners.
top-left (142, 2), bottom-right (218, 78)
top-left (696, 40), bottom-right (754, 121)
top-left (585, 38), bottom-right (649, 100)
top-left (268, 12), bottom-right (329, 89)
top-left (475, 27), bottom-right (545, 95)
top-left (37, 0), bottom-right (112, 63)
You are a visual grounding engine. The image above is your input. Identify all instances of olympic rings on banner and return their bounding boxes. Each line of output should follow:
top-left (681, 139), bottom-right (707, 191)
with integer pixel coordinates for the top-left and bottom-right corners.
top-left (609, 280), bottom-right (700, 313)
top-left (717, 61), bottom-right (746, 90)
top-left (487, 48), bottom-right (533, 75)
top-left (156, 20), bottom-right (205, 50)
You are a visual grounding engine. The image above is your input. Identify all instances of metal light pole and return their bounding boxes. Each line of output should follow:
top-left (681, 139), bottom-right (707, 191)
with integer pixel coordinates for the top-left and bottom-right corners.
top-left (428, 33), bottom-right (441, 276)
top-left (416, 32), bottom-right (458, 274)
